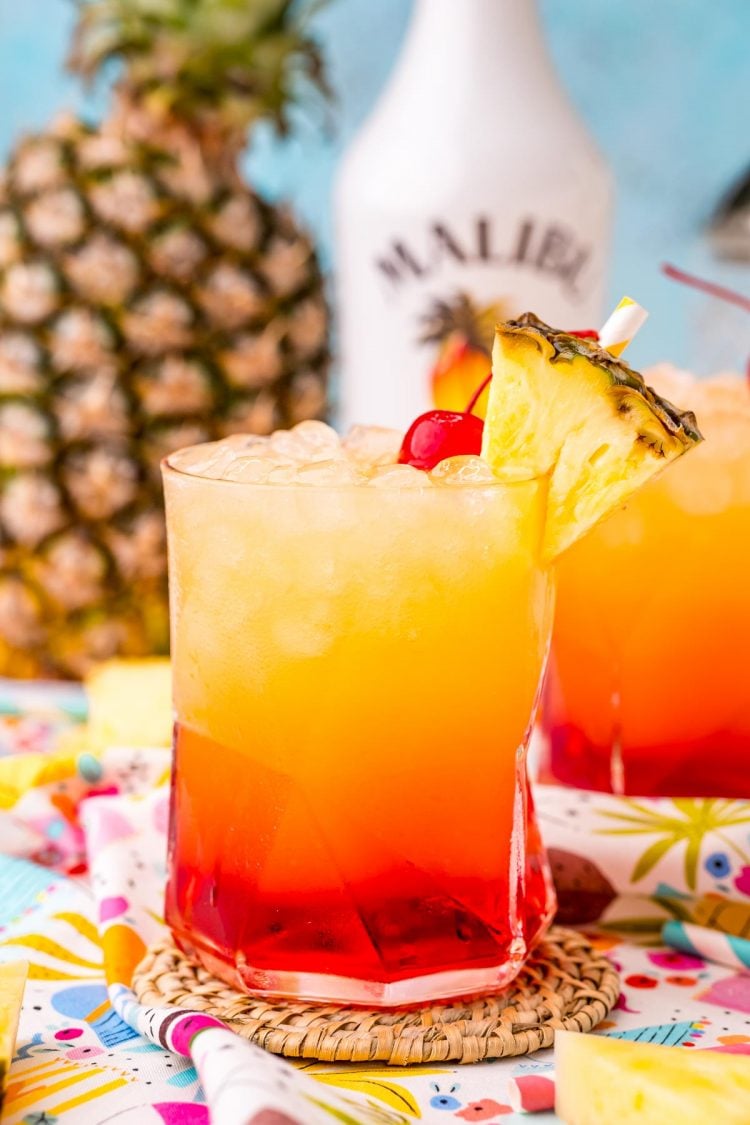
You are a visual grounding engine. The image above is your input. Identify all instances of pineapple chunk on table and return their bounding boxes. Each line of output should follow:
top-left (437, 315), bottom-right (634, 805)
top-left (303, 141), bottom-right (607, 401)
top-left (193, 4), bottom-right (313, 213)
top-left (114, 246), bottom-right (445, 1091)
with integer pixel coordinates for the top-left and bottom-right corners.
top-left (555, 1029), bottom-right (750, 1124)
top-left (0, 962), bottom-right (28, 1108)
top-left (85, 658), bottom-right (173, 749)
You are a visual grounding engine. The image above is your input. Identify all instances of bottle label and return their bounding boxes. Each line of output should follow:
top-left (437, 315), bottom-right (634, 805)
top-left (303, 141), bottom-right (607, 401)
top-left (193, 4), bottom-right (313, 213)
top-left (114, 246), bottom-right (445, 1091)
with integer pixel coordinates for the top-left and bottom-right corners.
top-left (337, 203), bottom-right (610, 429)
top-left (375, 215), bottom-right (593, 302)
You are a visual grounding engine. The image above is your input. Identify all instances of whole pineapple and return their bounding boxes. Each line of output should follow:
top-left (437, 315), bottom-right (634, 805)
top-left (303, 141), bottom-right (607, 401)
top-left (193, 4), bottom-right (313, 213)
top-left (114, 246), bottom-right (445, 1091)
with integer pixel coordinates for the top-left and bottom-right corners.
top-left (0, 0), bottom-right (330, 679)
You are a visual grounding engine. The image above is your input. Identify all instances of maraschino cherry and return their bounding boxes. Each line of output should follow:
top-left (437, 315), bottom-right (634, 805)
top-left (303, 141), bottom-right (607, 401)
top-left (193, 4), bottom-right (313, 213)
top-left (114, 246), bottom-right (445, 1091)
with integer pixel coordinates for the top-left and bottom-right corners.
top-left (398, 409), bottom-right (484, 470)
top-left (397, 372), bottom-right (492, 470)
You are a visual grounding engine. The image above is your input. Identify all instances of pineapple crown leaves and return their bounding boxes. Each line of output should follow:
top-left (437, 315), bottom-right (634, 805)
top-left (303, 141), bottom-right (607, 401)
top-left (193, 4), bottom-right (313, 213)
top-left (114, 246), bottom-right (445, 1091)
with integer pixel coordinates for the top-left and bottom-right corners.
top-left (69, 0), bottom-right (332, 135)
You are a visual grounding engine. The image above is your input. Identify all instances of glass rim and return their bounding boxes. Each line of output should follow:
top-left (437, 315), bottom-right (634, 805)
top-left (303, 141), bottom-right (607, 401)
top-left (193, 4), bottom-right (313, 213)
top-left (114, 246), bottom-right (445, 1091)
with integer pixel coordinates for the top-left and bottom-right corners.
top-left (161, 451), bottom-right (537, 493)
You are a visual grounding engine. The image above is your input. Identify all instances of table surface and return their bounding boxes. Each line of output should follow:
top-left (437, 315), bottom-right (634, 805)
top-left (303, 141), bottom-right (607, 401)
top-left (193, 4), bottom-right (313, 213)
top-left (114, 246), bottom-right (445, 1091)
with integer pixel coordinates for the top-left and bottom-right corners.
top-left (1, 690), bottom-right (750, 1123)
top-left (3, 842), bottom-right (750, 1124)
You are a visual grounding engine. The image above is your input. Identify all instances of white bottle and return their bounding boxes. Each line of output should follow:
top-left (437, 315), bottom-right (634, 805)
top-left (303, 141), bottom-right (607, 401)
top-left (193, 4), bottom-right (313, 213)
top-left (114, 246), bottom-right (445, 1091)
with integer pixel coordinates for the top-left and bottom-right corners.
top-left (334, 0), bottom-right (614, 430)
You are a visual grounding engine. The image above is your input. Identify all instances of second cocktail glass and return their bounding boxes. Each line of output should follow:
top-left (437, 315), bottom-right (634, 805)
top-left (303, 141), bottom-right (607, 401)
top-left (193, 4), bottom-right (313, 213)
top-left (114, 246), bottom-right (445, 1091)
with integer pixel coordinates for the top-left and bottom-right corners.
top-left (162, 434), bottom-right (556, 1006)
top-left (542, 373), bottom-right (750, 797)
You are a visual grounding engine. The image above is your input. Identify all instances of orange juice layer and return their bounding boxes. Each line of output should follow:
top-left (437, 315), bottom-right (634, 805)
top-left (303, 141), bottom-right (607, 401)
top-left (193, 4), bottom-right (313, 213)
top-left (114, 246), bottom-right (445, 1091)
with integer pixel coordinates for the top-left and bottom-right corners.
top-left (163, 465), bottom-right (555, 998)
top-left (544, 374), bottom-right (750, 796)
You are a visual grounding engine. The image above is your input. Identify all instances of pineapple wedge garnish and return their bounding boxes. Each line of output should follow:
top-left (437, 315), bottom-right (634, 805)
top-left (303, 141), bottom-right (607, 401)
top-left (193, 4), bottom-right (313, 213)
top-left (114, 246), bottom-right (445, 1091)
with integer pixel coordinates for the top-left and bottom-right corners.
top-left (481, 314), bottom-right (702, 559)
top-left (555, 1029), bottom-right (750, 1124)
top-left (85, 658), bottom-right (173, 750)
top-left (0, 962), bottom-right (27, 1108)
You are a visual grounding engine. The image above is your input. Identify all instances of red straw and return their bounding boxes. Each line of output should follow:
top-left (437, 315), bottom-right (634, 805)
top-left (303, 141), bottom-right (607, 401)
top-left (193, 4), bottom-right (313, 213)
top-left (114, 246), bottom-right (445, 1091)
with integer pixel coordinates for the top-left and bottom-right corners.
top-left (662, 262), bottom-right (750, 378)
top-left (662, 263), bottom-right (750, 314)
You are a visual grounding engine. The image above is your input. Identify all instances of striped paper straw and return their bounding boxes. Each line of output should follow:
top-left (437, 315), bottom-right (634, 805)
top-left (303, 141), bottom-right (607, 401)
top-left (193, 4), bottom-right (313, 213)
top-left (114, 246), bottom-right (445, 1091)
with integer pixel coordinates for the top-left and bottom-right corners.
top-left (598, 296), bottom-right (649, 356)
top-left (662, 920), bottom-right (750, 973)
top-left (692, 894), bottom-right (750, 940)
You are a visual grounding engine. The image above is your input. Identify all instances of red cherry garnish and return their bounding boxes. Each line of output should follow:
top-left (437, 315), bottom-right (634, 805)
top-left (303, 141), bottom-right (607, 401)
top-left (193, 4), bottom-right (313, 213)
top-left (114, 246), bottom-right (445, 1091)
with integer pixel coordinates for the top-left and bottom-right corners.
top-left (398, 409), bottom-right (484, 470)
top-left (569, 329), bottom-right (600, 340)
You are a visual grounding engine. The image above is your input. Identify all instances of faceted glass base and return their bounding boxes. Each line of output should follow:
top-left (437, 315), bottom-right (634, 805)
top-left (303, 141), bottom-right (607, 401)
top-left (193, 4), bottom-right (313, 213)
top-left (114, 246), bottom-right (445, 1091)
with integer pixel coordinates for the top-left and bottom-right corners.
top-left (166, 724), bottom-right (557, 1008)
top-left (174, 928), bottom-right (538, 1007)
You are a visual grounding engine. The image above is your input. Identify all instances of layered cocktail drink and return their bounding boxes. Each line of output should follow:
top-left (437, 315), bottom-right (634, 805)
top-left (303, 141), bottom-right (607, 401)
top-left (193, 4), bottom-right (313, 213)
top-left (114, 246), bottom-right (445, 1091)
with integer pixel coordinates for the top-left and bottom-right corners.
top-left (163, 312), bottom-right (701, 1005)
top-left (163, 427), bottom-right (555, 1005)
top-left (543, 371), bottom-right (750, 797)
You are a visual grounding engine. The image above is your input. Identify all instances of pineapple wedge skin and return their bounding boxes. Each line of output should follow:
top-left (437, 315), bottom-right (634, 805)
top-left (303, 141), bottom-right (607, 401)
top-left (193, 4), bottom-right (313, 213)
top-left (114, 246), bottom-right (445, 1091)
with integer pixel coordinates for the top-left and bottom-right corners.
top-left (0, 961), bottom-right (28, 1107)
top-left (555, 1029), bottom-right (750, 1125)
top-left (481, 314), bottom-right (702, 560)
top-left (86, 658), bottom-right (173, 750)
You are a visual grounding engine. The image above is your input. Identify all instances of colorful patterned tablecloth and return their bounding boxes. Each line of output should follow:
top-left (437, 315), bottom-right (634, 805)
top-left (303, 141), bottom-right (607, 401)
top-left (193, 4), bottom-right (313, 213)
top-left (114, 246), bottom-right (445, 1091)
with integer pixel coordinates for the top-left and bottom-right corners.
top-left (2, 688), bottom-right (750, 1123)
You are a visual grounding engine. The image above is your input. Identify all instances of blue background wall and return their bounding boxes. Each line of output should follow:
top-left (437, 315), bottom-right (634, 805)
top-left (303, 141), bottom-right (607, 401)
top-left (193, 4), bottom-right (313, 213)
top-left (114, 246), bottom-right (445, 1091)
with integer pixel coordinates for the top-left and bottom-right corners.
top-left (1, 0), bottom-right (748, 372)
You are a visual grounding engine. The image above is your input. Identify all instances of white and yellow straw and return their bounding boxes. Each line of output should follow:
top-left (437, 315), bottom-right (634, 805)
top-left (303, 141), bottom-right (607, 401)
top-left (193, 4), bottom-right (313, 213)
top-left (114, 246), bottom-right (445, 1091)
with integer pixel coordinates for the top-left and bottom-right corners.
top-left (598, 295), bottom-right (649, 357)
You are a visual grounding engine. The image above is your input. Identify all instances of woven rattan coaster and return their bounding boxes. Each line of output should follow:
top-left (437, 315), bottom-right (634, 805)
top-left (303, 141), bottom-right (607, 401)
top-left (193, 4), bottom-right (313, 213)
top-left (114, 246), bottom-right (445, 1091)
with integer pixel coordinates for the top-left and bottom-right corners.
top-left (132, 926), bottom-right (619, 1065)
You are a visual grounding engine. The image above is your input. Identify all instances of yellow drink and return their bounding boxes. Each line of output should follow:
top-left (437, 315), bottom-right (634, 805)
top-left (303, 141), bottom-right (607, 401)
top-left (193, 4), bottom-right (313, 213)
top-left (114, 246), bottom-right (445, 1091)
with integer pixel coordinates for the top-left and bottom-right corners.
top-left (163, 429), bottom-right (555, 1005)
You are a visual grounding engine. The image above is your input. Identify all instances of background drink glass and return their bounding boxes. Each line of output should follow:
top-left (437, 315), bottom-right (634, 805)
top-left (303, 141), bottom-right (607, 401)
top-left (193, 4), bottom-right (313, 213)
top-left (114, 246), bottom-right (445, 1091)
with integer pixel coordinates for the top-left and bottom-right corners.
top-left (163, 454), bottom-right (555, 1006)
top-left (542, 374), bottom-right (750, 797)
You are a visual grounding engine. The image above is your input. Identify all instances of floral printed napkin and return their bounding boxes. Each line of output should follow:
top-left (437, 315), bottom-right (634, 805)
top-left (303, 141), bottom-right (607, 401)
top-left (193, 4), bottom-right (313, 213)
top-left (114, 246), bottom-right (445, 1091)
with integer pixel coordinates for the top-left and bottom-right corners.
top-left (534, 786), bottom-right (750, 933)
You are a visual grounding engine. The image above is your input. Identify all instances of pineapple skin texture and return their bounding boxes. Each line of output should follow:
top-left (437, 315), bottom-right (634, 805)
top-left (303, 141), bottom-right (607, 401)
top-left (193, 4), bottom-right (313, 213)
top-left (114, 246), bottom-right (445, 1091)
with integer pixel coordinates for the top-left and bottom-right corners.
top-left (555, 1029), bottom-right (750, 1125)
top-left (0, 117), bottom-right (329, 679)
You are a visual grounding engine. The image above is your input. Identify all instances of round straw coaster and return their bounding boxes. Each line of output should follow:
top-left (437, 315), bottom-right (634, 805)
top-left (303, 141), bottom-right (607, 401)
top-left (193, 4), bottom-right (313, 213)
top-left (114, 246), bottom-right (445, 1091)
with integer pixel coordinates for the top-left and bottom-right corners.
top-left (132, 926), bottom-right (619, 1065)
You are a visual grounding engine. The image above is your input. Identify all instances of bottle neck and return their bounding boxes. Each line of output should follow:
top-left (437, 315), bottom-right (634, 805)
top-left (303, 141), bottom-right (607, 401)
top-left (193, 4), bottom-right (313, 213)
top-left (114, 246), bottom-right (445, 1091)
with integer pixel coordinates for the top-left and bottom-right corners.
top-left (404, 0), bottom-right (552, 83)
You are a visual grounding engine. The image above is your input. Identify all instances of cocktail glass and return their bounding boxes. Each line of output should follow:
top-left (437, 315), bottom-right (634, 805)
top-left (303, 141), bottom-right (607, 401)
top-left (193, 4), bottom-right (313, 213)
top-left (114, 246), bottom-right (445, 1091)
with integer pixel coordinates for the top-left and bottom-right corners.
top-left (541, 372), bottom-right (750, 797)
top-left (162, 436), bottom-right (556, 1006)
